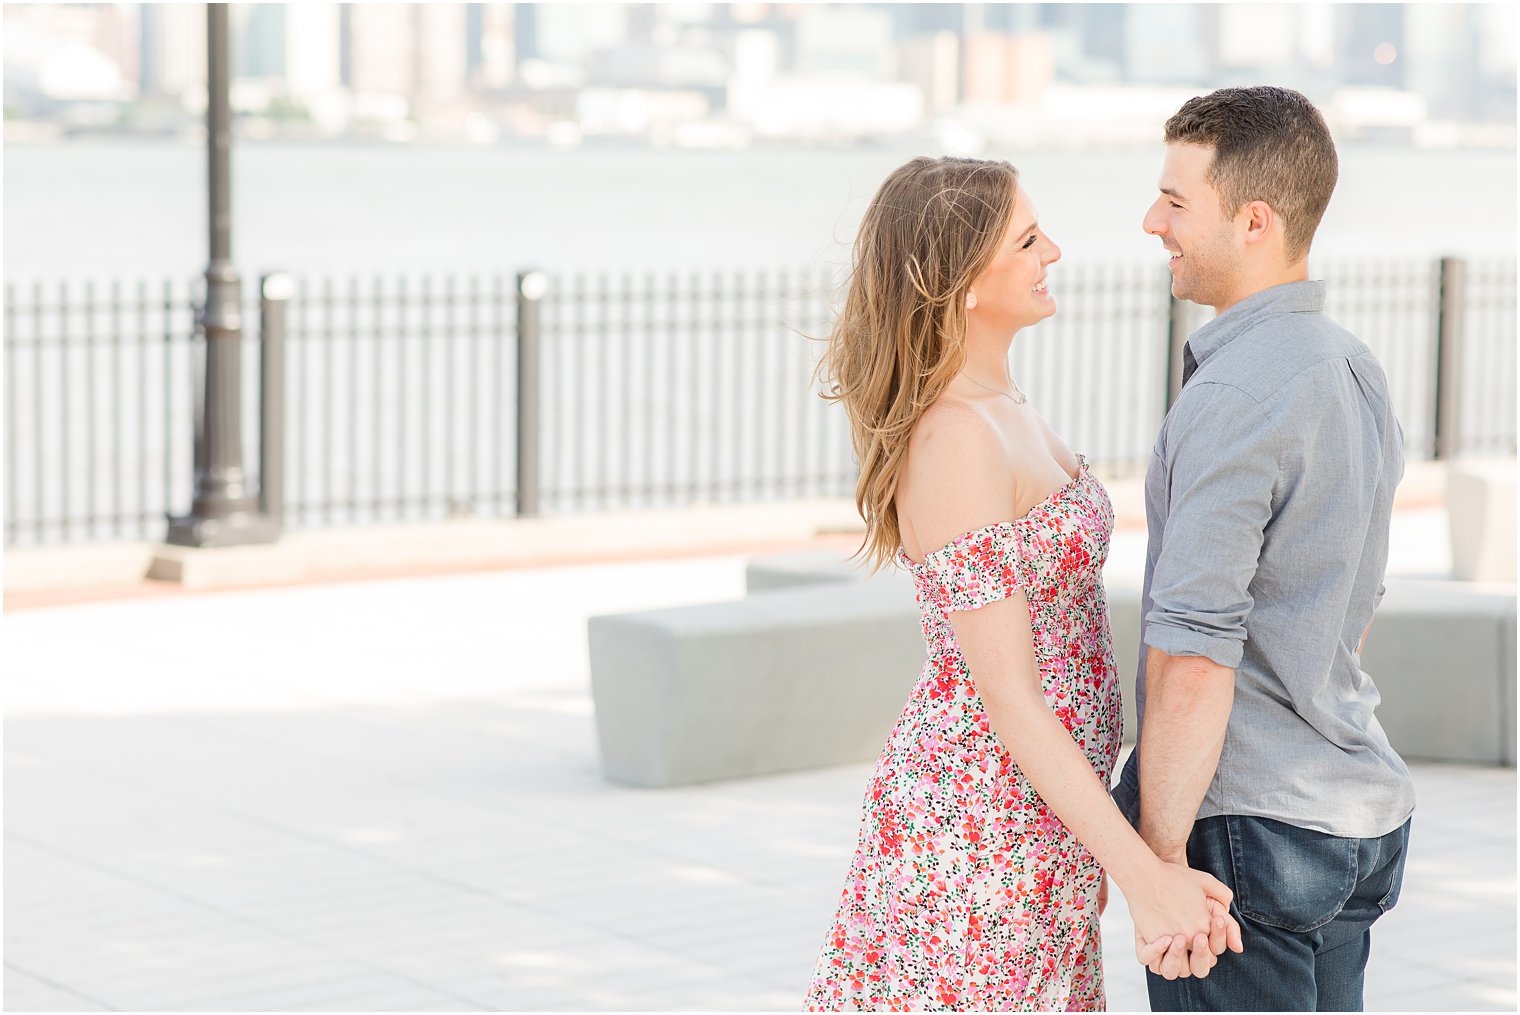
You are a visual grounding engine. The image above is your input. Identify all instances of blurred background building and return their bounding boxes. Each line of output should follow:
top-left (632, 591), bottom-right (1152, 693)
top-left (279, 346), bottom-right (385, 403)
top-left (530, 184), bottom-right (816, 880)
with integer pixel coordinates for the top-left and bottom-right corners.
top-left (4, 2), bottom-right (1517, 149)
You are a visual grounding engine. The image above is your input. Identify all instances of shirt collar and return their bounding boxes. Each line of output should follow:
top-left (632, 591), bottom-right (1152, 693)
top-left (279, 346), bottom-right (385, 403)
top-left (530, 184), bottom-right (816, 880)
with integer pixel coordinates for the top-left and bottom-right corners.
top-left (1186, 279), bottom-right (1327, 371)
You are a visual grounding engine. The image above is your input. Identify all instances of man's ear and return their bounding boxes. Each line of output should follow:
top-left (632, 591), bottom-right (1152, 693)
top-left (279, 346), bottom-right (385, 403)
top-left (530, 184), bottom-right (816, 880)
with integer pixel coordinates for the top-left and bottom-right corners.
top-left (1241, 200), bottom-right (1275, 247)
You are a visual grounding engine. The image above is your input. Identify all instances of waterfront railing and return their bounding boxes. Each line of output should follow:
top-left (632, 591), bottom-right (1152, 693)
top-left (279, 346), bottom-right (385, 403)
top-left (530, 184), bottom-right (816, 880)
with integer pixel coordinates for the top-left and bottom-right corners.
top-left (4, 257), bottom-right (1515, 547)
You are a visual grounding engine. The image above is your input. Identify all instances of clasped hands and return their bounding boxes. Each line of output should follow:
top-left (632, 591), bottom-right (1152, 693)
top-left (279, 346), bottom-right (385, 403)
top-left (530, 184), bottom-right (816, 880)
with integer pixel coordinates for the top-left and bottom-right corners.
top-left (1103, 859), bottom-right (1245, 980)
top-left (1135, 893), bottom-right (1243, 979)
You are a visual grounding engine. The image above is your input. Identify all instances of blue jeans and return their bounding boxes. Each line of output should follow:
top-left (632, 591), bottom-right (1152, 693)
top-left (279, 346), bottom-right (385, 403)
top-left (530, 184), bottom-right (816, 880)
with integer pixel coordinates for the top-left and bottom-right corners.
top-left (1146, 814), bottom-right (1412, 1012)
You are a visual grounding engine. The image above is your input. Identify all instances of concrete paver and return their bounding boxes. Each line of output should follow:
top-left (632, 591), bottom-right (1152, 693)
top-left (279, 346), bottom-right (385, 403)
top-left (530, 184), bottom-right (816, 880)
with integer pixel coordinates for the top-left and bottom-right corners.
top-left (5, 509), bottom-right (1514, 1011)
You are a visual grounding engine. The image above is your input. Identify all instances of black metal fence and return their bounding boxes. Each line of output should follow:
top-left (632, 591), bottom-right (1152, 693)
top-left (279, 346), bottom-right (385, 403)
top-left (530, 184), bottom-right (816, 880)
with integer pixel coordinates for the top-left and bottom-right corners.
top-left (277, 273), bottom-right (524, 527)
top-left (5, 279), bottom-right (198, 546)
top-left (536, 268), bottom-right (848, 514)
top-left (4, 257), bottom-right (1515, 547)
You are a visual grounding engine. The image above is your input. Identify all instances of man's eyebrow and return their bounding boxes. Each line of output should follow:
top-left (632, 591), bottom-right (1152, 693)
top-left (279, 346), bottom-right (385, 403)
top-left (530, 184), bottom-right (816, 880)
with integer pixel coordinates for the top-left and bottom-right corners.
top-left (1160, 187), bottom-right (1185, 200)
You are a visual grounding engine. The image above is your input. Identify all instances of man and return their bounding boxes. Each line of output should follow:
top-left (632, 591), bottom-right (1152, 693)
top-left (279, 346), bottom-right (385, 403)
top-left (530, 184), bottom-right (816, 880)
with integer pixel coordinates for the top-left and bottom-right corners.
top-left (1113, 86), bottom-right (1416, 1011)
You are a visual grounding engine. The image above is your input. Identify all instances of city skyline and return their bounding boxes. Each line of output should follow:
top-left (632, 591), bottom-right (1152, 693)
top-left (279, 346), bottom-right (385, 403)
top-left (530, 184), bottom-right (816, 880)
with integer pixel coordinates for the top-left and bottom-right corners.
top-left (4, 3), bottom-right (1516, 149)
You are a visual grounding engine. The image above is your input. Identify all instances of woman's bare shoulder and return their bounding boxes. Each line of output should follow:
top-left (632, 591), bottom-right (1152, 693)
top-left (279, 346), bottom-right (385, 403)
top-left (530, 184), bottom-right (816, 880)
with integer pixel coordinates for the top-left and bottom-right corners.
top-left (910, 394), bottom-right (1000, 454)
top-left (898, 396), bottom-right (1017, 559)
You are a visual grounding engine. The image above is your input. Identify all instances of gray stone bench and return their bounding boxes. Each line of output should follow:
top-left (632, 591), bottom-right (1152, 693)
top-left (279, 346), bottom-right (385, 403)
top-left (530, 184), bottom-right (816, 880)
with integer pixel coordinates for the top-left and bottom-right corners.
top-left (1105, 580), bottom-right (1518, 765)
top-left (589, 553), bottom-right (1516, 786)
top-left (1360, 580), bottom-right (1516, 764)
top-left (750, 553), bottom-right (1517, 764)
top-left (588, 573), bottom-right (921, 787)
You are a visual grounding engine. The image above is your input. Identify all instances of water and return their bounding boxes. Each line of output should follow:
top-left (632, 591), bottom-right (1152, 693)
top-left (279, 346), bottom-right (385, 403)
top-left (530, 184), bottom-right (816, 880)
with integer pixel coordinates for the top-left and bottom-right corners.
top-left (4, 140), bottom-right (1516, 284)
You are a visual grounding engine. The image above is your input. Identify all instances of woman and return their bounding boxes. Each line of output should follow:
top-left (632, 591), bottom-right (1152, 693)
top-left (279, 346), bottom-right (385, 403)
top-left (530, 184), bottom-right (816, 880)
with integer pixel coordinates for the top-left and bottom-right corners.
top-left (804, 156), bottom-right (1240, 1011)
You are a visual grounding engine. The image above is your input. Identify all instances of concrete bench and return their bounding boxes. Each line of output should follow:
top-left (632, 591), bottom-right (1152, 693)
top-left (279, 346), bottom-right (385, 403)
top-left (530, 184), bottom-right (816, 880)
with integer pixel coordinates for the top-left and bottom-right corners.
top-left (747, 552), bottom-right (1161, 748)
top-left (1105, 580), bottom-right (1518, 765)
top-left (589, 553), bottom-right (1516, 786)
top-left (587, 576), bottom-right (922, 787)
top-left (1361, 580), bottom-right (1516, 764)
top-left (752, 554), bottom-right (1520, 766)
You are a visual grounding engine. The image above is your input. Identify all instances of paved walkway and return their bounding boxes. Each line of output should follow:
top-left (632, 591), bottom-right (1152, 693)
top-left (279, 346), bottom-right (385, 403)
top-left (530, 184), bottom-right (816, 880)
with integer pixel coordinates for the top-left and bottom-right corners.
top-left (5, 510), bottom-right (1514, 1011)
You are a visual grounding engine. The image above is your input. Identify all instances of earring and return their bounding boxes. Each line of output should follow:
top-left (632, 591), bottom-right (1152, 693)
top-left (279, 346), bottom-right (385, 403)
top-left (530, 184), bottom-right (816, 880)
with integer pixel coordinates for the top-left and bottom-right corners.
top-left (966, 292), bottom-right (977, 310)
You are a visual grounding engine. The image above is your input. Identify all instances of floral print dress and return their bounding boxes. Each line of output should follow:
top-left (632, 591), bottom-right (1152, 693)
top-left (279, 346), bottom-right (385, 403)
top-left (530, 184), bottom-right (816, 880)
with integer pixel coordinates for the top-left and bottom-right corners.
top-left (804, 454), bottom-right (1123, 1012)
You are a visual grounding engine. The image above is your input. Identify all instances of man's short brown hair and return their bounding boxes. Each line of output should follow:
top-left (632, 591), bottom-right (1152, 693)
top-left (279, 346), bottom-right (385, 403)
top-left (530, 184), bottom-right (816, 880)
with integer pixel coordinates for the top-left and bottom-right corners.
top-left (1164, 86), bottom-right (1338, 262)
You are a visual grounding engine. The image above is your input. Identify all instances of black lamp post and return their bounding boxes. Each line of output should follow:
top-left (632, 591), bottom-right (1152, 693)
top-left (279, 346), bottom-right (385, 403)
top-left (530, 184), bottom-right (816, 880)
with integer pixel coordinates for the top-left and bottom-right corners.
top-left (167, 3), bottom-right (278, 548)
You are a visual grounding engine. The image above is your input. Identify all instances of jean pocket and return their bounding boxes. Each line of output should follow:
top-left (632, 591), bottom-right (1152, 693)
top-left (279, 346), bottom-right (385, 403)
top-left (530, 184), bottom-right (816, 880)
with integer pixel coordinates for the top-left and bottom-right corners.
top-left (1226, 815), bottom-right (1359, 933)
top-left (1376, 820), bottom-right (1412, 914)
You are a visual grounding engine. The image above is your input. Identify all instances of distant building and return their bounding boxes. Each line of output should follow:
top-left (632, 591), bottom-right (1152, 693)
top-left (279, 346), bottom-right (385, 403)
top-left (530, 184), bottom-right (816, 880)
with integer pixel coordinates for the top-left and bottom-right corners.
top-left (1474, 4), bottom-right (1518, 122)
top-left (284, 5), bottom-right (343, 102)
top-left (1405, 4), bottom-right (1481, 120)
top-left (139, 3), bottom-right (204, 98)
top-left (1, 0), bottom-right (1513, 145)
top-left (236, 3), bottom-right (286, 79)
top-left (415, 4), bottom-right (470, 111)
top-left (1125, 4), bottom-right (1210, 84)
top-left (1217, 4), bottom-right (1298, 72)
top-left (731, 27), bottom-right (781, 96)
top-left (535, 3), bottom-right (627, 64)
top-left (899, 30), bottom-right (960, 114)
top-left (514, 2), bottom-right (539, 66)
top-left (963, 32), bottom-right (1055, 106)
top-left (885, 3), bottom-right (962, 37)
top-left (89, 3), bottom-right (143, 90)
top-left (467, 4), bottom-right (517, 91)
top-left (1069, 4), bottom-right (1127, 78)
top-left (337, 4), bottom-right (474, 131)
top-left (1035, 4), bottom-right (1123, 83)
top-left (732, 75), bottom-right (924, 142)
top-left (344, 4), bottom-right (411, 100)
top-left (1337, 3), bottom-right (1405, 88)
top-left (3, 3), bottom-right (138, 108)
top-left (793, 5), bottom-right (896, 79)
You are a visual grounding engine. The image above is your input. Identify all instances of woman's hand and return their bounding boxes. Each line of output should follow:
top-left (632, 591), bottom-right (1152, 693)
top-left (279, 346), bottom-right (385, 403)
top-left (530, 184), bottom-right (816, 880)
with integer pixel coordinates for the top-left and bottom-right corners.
top-left (1123, 860), bottom-right (1239, 978)
top-left (1135, 898), bottom-right (1243, 978)
top-left (1098, 872), bottom-right (1109, 916)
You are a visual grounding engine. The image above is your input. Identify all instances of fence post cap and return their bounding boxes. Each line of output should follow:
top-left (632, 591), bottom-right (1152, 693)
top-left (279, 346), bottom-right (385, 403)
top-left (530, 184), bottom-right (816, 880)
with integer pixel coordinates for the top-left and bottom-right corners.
top-left (518, 271), bottom-right (548, 301)
top-left (261, 273), bottom-right (294, 300)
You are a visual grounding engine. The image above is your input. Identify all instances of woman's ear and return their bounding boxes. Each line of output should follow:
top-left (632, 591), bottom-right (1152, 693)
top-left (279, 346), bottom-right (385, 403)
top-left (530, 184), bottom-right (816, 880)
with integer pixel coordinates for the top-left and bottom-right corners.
top-left (965, 290), bottom-right (978, 311)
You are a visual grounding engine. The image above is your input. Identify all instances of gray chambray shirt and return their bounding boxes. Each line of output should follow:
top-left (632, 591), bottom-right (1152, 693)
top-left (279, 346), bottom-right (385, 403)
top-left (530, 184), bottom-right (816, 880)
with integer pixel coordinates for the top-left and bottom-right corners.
top-left (1113, 279), bottom-right (1415, 839)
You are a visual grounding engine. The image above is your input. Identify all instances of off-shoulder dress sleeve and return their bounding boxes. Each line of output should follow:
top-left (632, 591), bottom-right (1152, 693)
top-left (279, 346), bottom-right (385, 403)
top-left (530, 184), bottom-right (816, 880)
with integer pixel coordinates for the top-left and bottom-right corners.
top-left (916, 522), bottom-right (1022, 614)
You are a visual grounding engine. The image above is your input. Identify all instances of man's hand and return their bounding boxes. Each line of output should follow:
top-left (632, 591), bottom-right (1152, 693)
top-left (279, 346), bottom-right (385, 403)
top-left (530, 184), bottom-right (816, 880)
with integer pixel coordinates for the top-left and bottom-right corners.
top-left (1134, 898), bottom-right (1243, 979)
top-left (1209, 898), bottom-right (1244, 955)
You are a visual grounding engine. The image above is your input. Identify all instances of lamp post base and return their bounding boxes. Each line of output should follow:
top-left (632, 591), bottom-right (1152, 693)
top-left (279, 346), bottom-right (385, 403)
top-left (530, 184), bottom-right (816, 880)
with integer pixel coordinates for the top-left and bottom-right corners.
top-left (165, 509), bottom-right (281, 548)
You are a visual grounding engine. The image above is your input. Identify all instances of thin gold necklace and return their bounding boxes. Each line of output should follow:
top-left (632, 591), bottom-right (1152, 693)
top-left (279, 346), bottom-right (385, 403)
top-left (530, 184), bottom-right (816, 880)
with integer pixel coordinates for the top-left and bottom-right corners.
top-left (961, 371), bottom-right (1028, 405)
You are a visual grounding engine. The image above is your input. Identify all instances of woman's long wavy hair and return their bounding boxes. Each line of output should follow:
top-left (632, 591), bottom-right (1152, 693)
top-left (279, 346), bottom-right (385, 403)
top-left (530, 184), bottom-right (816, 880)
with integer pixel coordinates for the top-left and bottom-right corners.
top-left (816, 156), bottom-right (1019, 573)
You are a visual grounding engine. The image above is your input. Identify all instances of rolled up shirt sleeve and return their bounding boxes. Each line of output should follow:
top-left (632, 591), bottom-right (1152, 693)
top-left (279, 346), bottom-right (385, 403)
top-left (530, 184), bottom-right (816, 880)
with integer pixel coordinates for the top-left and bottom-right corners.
top-left (1145, 383), bottom-right (1282, 670)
